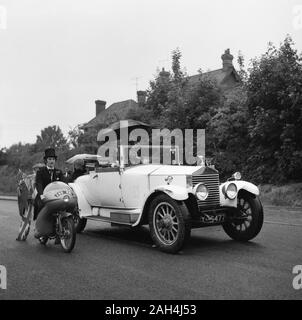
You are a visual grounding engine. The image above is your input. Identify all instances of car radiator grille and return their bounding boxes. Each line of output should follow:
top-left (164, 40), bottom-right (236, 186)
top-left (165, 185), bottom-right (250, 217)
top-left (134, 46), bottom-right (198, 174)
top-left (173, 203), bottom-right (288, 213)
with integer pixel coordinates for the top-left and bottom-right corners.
top-left (192, 173), bottom-right (220, 208)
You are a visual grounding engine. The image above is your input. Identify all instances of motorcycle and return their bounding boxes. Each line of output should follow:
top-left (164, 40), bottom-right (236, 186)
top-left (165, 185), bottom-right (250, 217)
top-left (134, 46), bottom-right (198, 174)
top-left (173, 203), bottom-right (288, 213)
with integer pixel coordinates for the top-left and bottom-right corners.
top-left (35, 181), bottom-right (78, 253)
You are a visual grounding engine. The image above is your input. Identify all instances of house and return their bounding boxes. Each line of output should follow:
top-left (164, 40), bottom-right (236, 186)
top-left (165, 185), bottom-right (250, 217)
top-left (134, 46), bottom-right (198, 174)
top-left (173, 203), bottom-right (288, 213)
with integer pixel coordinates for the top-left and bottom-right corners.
top-left (83, 49), bottom-right (240, 131)
top-left (187, 49), bottom-right (241, 90)
top-left (83, 91), bottom-right (147, 132)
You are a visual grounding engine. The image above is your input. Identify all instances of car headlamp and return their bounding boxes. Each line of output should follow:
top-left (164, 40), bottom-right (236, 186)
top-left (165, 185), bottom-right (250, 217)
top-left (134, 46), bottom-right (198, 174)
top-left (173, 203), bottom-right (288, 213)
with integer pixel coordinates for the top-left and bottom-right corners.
top-left (233, 172), bottom-right (242, 180)
top-left (194, 183), bottom-right (209, 201)
top-left (226, 183), bottom-right (238, 200)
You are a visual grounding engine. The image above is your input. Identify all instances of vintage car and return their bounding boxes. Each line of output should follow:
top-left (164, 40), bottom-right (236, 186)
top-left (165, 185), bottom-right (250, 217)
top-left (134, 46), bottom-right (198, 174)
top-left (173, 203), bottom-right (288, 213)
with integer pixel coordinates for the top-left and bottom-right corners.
top-left (67, 144), bottom-right (264, 254)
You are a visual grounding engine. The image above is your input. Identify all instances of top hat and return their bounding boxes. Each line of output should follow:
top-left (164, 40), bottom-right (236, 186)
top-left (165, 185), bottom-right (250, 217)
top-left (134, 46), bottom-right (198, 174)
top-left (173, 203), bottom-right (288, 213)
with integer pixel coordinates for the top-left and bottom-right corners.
top-left (44, 148), bottom-right (57, 160)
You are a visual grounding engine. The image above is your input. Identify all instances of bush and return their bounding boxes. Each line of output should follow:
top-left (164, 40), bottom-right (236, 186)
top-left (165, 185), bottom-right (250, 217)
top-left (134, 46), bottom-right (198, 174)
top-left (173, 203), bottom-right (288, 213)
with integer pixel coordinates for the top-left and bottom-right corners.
top-left (0, 165), bottom-right (19, 196)
top-left (259, 183), bottom-right (302, 207)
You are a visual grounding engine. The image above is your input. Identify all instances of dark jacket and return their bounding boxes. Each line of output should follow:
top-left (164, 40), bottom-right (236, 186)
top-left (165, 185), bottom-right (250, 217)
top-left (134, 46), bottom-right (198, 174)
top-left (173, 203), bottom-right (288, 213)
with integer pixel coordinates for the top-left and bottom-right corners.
top-left (35, 166), bottom-right (65, 196)
top-left (34, 166), bottom-right (64, 220)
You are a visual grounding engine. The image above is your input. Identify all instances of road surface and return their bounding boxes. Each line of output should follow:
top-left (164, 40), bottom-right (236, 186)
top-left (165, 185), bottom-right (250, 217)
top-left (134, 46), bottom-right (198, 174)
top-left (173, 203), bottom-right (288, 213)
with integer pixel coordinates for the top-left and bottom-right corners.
top-left (0, 199), bottom-right (301, 300)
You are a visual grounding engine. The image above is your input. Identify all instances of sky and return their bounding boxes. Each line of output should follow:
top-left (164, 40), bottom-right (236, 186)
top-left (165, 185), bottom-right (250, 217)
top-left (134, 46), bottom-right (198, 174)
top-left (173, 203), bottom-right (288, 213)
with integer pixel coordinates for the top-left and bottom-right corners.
top-left (0, 0), bottom-right (301, 148)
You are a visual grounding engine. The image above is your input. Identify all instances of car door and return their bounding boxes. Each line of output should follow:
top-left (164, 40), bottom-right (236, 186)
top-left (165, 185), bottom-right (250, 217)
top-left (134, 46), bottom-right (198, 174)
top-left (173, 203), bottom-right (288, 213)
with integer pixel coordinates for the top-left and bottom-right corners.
top-left (77, 167), bottom-right (123, 208)
top-left (94, 167), bottom-right (124, 207)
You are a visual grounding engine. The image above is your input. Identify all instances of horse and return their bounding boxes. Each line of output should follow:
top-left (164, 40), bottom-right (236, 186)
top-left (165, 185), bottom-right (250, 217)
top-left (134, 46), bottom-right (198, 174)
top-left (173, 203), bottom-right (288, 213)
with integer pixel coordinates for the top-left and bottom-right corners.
top-left (16, 170), bottom-right (36, 241)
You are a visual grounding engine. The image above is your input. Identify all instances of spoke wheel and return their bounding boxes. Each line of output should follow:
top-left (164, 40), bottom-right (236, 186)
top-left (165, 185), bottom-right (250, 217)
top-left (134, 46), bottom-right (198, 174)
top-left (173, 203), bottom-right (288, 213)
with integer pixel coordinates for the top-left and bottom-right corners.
top-left (223, 192), bottom-right (264, 242)
top-left (60, 217), bottom-right (76, 253)
top-left (148, 194), bottom-right (191, 254)
top-left (154, 202), bottom-right (180, 245)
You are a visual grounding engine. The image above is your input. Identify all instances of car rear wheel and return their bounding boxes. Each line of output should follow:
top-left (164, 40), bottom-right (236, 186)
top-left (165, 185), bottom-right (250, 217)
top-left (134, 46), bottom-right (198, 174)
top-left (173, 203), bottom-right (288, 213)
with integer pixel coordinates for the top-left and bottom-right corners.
top-left (223, 192), bottom-right (264, 242)
top-left (148, 194), bottom-right (191, 254)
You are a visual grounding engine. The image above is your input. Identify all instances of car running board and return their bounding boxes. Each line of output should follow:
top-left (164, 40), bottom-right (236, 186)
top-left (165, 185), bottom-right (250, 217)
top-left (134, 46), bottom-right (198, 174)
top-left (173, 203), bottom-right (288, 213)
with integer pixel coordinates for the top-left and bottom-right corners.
top-left (87, 207), bottom-right (141, 226)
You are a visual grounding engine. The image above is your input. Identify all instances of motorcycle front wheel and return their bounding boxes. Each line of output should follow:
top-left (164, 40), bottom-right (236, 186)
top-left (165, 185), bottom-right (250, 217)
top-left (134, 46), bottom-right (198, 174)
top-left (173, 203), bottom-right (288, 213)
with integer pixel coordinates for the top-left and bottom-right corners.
top-left (60, 216), bottom-right (76, 253)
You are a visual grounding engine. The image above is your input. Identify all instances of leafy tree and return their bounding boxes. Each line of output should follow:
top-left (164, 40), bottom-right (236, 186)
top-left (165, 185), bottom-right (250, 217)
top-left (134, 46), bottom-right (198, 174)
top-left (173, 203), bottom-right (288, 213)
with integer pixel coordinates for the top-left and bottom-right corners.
top-left (35, 125), bottom-right (68, 152)
top-left (77, 127), bottom-right (99, 154)
top-left (68, 125), bottom-right (84, 149)
top-left (127, 48), bottom-right (223, 164)
top-left (6, 142), bottom-right (42, 171)
top-left (209, 86), bottom-right (249, 178)
top-left (0, 148), bottom-right (7, 166)
top-left (246, 36), bottom-right (302, 183)
top-left (237, 51), bottom-right (248, 83)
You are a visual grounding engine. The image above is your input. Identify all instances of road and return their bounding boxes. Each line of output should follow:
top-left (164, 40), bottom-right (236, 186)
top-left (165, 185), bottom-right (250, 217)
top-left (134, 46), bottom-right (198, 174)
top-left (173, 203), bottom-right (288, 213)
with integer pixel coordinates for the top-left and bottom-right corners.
top-left (0, 199), bottom-right (301, 300)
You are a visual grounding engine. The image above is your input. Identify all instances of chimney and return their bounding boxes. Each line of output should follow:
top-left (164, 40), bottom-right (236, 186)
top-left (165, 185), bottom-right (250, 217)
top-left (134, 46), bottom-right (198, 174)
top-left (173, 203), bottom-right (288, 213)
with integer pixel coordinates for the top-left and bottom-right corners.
top-left (221, 49), bottom-right (234, 71)
top-left (137, 90), bottom-right (147, 106)
top-left (95, 100), bottom-right (106, 116)
top-left (159, 67), bottom-right (170, 84)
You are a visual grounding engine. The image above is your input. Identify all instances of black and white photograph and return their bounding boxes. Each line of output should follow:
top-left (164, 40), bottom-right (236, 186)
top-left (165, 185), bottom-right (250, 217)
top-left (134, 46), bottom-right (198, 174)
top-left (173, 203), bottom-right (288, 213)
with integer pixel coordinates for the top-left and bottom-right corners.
top-left (0, 0), bottom-right (301, 305)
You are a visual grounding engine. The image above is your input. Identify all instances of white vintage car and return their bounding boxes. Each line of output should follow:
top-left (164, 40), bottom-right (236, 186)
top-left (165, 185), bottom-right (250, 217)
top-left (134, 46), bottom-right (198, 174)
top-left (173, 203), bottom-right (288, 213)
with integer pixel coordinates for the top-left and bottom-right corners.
top-left (68, 145), bottom-right (264, 253)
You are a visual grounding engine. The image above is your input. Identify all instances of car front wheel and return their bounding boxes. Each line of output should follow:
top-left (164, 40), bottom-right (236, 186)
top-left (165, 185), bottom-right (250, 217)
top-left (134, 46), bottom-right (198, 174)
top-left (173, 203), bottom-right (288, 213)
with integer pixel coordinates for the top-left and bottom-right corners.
top-left (223, 192), bottom-right (264, 242)
top-left (148, 194), bottom-right (191, 254)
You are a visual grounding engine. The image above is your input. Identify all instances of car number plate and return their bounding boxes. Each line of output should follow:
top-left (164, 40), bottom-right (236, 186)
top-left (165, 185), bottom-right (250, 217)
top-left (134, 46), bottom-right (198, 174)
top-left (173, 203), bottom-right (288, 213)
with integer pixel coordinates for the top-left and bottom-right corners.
top-left (200, 213), bottom-right (225, 224)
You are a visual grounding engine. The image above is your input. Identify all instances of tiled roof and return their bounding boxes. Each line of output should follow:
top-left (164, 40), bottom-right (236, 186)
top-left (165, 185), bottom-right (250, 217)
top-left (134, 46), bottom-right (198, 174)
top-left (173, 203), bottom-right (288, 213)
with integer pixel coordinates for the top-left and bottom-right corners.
top-left (84, 99), bottom-right (138, 129)
top-left (187, 67), bottom-right (240, 89)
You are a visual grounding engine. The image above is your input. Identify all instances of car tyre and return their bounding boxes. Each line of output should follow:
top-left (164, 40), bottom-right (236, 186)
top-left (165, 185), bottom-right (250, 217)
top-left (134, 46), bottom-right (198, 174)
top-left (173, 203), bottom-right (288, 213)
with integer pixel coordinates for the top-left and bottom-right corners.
top-left (223, 192), bottom-right (264, 242)
top-left (148, 194), bottom-right (191, 254)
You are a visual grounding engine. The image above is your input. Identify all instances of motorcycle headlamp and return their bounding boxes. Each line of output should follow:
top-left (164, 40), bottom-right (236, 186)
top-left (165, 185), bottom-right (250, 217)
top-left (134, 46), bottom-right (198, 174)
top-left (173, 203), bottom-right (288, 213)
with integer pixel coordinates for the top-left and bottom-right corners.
top-left (63, 195), bottom-right (70, 202)
top-left (194, 183), bottom-right (209, 201)
top-left (226, 183), bottom-right (238, 200)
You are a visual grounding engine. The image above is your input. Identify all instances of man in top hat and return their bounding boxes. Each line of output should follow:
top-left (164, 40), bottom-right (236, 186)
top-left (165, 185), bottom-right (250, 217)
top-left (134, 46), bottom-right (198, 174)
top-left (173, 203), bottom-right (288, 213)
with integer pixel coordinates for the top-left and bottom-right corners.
top-left (33, 148), bottom-right (64, 220)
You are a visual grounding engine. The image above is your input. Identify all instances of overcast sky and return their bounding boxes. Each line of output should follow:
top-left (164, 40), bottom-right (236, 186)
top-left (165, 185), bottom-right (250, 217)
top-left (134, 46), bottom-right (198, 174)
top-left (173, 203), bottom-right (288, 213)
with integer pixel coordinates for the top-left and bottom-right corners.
top-left (0, 0), bottom-right (301, 148)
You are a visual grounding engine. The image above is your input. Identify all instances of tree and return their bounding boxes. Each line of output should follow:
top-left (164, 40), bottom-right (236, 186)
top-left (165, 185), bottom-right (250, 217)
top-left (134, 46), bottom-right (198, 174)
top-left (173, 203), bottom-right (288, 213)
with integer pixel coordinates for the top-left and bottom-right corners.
top-left (68, 125), bottom-right (84, 149)
top-left (127, 48), bottom-right (223, 165)
top-left (209, 86), bottom-right (249, 178)
top-left (35, 125), bottom-right (68, 152)
top-left (237, 51), bottom-right (248, 83)
top-left (77, 128), bottom-right (100, 154)
top-left (246, 36), bottom-right (302, 182)
top-left (6, 142), bottom-right (42, 171)
top-left (0, 148), bottom-right (7, 166)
